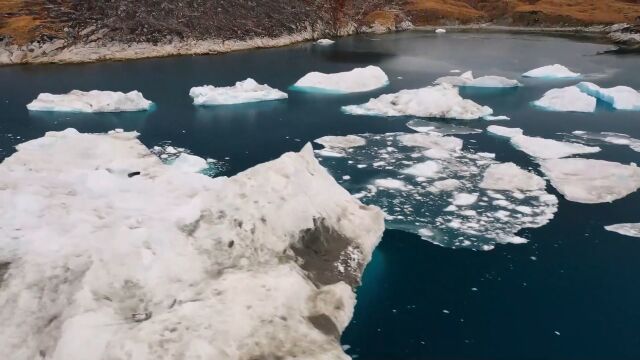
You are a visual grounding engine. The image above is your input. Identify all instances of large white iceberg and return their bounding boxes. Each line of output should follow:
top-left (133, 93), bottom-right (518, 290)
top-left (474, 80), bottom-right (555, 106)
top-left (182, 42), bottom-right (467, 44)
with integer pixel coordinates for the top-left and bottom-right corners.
top-left (533, 86), bottom-right (596, 112)
top-left (605, 223), bottom-right (640, 238)
top-left (342, 84), bottom-right (493, 120)
top-left (435, 71), bottom-right (521, 88)
top-left (486, 126), bottom-right (600, 159)
top-left (576, 82), bottom-right (640, 110)
top-left (189, 78), bottom-right (288, 105)
top-left (292, 66), bottom-right (389, 93)
top-left (26, 90), bottom-right (153, 112)
top-left (0, 129), bottom-right (384, 360)
top-left (522, 64), bottom-right (580, 78)
top-left (540, 158), bottom-right (640, 203)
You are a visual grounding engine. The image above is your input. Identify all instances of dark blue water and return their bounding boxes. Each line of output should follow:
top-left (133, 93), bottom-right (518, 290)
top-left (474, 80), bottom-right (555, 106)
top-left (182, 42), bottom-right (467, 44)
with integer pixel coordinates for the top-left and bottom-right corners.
top-left (1, 31), bottom-right (639, 359)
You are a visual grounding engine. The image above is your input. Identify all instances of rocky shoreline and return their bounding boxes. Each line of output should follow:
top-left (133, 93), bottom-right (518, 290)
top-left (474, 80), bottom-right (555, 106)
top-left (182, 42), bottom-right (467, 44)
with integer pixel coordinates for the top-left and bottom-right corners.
top-left (0, 22), bottom-right (638, 66)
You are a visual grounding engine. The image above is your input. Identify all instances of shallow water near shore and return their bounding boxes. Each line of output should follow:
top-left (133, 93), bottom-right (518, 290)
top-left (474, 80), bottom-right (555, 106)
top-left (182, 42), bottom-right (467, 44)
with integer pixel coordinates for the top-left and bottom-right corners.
top-left (1, 31), bottom-right (640, 359)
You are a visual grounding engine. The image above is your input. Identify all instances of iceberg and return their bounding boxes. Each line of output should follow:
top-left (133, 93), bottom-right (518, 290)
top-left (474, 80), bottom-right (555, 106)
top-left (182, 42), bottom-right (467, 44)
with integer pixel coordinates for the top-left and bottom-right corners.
top-left (533, 86), bottom-right (596, 112)
top-left (171, 153), bottom-right (208, 173)
top-left (483, 115), bottom-right (510, 121)
top-left (576, 82), bottom-right (640, 110)
top-left (26, 90), bottom-right (153, 112)
top-left (0, 129), bottom-right (384, 360)
top-left (316, 39), bottom-right (335, 45)
top-left (342, 84), bottom-right (493, 120)
top-left (522, 64), bottom-right (580, 78)
top-left (292, 66), bottom-right (389, 93)
top-left (435, 71), bottom-right (521, 88)
top-left (189, 78), bottom-right (288, 105)
top-left (435, 29), bottom-right (446, 33)
top-left (315, 132), bottom-right (558, 250)
top-left (540, 158), bottom-right (640, 203)
top-left (486, 126), bottom-right (600, 159)
top-left (605, 223), bottom-right (640, 238)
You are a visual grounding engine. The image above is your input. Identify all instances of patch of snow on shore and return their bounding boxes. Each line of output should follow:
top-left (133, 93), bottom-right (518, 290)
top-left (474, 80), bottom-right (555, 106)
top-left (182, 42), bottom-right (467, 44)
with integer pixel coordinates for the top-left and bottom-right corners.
top-left (342, 84), bottom-right (493, 120)
top-left (27, 90), bottom-right (153, 112)
top-left (293, 66), bottom-right (389, 93)
top-left (189, 78), bottom-right (287, 105)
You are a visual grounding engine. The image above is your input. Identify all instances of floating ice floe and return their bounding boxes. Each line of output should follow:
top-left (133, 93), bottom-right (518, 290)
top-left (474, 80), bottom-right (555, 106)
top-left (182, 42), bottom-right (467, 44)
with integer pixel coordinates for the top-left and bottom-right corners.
top-left (487, 125), bottom-right (600, 159)
top-left (315, 133), bottom-right (558, 250)
top-left (189, 78), bottom-right (288, 105)
top-left (569, 130), bottom-right (640, 153)
top-left (342, 84), bottom-right (493, 120)
top-left (0, 129), bottom-right (384, 360)
top-left (605, 223), bottom-right (640, 238)
top-left (436, 29), bottom-right (447, 33)
top-left (316, 39), bottom-right (335, 45)
top-left (522, 64), bottom-right (580, 78)
top-left (576, 82), bottom-right (640, 110)
top-left (540, 158), bottom-right (640, 203)
top-left (435, 71), bottom-right (521, 88)
top-left (26, 90), bottom-right (153, 112)
top-left (406, 119), bottom-right (482, 135)
top-left (313, 135), bottom-right (367, 157)
top-left (150, 143), bottom-right (224, 176)
top-left (533, 86), bottom-right (596, 112)
top-left (292, 66), bottom-right (389, 93)
top-left (483, 115), bottom-right (510, 121)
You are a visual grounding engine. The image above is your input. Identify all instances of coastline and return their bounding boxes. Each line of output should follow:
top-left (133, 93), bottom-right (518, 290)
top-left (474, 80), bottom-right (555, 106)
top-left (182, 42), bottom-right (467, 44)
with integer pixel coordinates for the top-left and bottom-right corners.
top-left (0, 23), bottom-right (637, 66)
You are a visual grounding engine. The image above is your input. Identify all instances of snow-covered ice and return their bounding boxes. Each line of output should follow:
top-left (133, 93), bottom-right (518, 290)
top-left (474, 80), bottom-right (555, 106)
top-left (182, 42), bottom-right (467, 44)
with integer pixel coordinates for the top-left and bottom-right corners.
top-left (569, 131), bottom-right (640, 153)
top-left (293, 66), bottom-right (389, 93)
top-left (487, 126), bottom-right (600, 159)
top-left (406, 119), bottom-right (481, 135)
top-left (26, 90), bottom-right (153, 112)
top-left (171, 153), bottom-right (208, 173)
top-left (342, 84), bottom-right (493, 120)
top-left (435, 71), bottom-right (521, 88)
top-left (533, 86), bottom-right (596, 112)
top-left (483, 115), bottom-right (510, 121)
top-left (540, 158), bottom-right (640, 203)
top-left (189, 78), bottom-right (288, 105)
top-left (315, 132), bottom-right (558, 250)
top-left (150, 143), bottom-right (225, 176)
top-left (314, 135), bottom-right (366, 157)
top-left (605, 223), bottom-right (640, 238)
top-left (436, 29), bottom-right (446, 33)
top-left (0, 129), bottom-right (385, 360)
top-left (576, 82), bottom-right (640, 110)
top-left (316, 39), bottom-right (335, 45)
top-left (522, 64), bottom-right (580, 78)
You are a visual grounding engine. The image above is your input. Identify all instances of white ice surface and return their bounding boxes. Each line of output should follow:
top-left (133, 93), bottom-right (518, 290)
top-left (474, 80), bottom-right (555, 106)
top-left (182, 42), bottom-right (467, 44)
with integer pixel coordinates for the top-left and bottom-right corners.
top-left (540, 158), bottom-right (640, 203)
top-left (522, 64), bottom-right (580, 78)
top-left (487, 126), bottom-right (600, 159)
top-left (316, 39), bottom-right (335, 45)
top-left (293, 66), bottom-right (389, 93)
top-left (569, 131), bottom-right (640, 153)
top-left (436, 29), bottom-right (446, 33)
top-left (533, 86), bottom-right (596, 112)
top-left (171, 153), bottom-right (208, 173)
top-left (480, 163), bottom-right (546, 191)
top-left (483, 115), bottom-right (510, 121)
top-left (0, 129), bottom-right (384, 360)
top-left (576, 82), bottom-right (640, 110)
top-left (342, 84), bottom-right (493, 120)
top-left (26, 90), bottom-right (153, 112)
top-left (605, 223), bottom-right (640, 238)
top-left (435, 71), bottom-right (521, 88)
top-left (189, 78), bottom-right (288, 105)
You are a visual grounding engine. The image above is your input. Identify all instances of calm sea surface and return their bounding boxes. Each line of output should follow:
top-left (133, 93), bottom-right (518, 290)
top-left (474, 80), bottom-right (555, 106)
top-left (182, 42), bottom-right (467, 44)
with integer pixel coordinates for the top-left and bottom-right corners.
top-left (1, 31), bottom-right (639, 360)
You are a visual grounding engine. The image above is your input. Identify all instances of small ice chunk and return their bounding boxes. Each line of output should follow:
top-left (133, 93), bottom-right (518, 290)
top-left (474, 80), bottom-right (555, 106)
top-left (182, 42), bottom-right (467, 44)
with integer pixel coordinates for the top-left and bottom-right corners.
top-left (342, 84), bottom-right (493, 120)
top-left (374, 178), bottom-right (408, 190)
top-left (483, 115), bottom-right (510, 121)
top-left (487, 125), bottom-right (523, 138)
top-left (605, 223), bottom-right (640, 238)
top-left (435, 71), bottom-right (521, 88)
top-left (436, 29), bottom-right (447, 33)
top-left (533, 86), bottom-right (596, 112)
top-left (293, 66), bottom-right (389, 93)
top-left (401, 161), bottom-right (441, 178)
top-left (452, 193), bottom-right (478, 206)
top-left (432, 179), bottom-right (462, 192)
top-left (541, 158), bottom-right (640, 203)
top-left (189, 78), bottom-right (287, 105)
top-left (171, 153), bottom-right (208, 173)
top-left (576, 82), bottom-right (640, 110)
top-left (26, 90), bottom-right (153, 112)
top-left (450, 70), bottom-right (461, 73)
top-left (316, 39), bottom-right (335, 45)
top-left (480, 163), bottom-right (546, 191)
top-left (315, 135), bottom-right (366, 149)
top-left (522, 64), bottom-right (580, 78)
